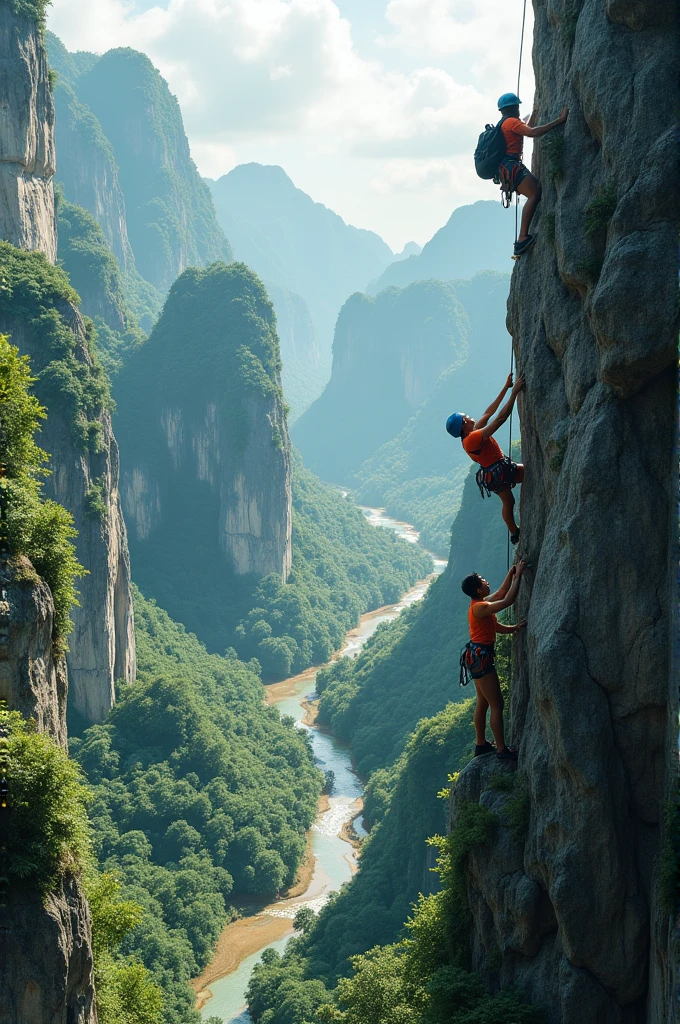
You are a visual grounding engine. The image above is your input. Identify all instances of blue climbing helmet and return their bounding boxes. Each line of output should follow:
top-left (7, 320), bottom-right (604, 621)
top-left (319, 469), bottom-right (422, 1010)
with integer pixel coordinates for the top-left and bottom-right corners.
top-left (498, 92), bottom-right (521, 111)
top-left (446, 413), bottom-right (464, 438)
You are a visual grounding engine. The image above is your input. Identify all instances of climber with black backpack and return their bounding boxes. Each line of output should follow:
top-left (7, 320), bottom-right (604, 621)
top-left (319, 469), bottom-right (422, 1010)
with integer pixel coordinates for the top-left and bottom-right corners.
top-left (445, 370), bottom-right (525, 544)
top-left (474, 93), bottom-right (568, 257)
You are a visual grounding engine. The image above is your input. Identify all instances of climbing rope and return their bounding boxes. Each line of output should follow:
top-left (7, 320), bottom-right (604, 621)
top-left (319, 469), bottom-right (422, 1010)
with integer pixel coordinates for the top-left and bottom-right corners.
top-left (508, 0), bottom-right (528, 570)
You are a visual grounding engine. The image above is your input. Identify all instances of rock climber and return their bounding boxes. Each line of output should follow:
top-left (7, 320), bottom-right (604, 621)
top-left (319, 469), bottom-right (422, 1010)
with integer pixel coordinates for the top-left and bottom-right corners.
top-left (446, 371), bottom-right (525, 544)
top-left (461, 561), bottom-right (527, 760)
top-left (495, 92), bottom-right (568, 257)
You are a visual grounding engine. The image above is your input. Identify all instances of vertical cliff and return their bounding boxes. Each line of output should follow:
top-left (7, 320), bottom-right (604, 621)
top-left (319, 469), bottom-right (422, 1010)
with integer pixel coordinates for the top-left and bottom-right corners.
top-left (0, 3), bottom-right (56, 261)
top-left (0, 8), bottom-right (135, 725)
top-left (451, 2), bottom-right (678, 1022)
top-left (74, 47), bottom-right (232, 293)
top-left (114, 262), bottom-right (292, 645)
top-left (0, 560), bottom-right (97, 1023)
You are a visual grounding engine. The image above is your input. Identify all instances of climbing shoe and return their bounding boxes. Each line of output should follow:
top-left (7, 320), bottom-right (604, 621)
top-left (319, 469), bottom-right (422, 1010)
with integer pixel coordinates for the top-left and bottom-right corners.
top-left (510, 530), bottom-right (520, 545)
top-left (496, 747), bottom-right (518, 761)
top-left (512, 235), bottom-right (535, 258)
top-left (474, 741), bottom-right (496, 757)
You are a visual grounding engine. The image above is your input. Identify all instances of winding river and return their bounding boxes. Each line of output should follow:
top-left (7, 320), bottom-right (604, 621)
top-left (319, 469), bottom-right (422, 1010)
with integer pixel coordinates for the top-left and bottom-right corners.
top-left (195, 508), bottom-right (446, 1023)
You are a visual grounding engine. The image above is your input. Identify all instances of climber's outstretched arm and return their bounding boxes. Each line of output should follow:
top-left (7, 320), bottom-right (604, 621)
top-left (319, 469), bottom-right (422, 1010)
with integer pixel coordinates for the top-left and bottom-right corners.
top-left (522, 107), bottom-right (568, 137)
top-left (478, 374), bottom-right (525, 440)
top-left (476, 373), bottom-right (513, 429)
top-left (496, 619), bottom-right (527, 634)
top-left (488, 564), bottom-right (517, 601)
top-left (474, 561), bottom-right (526, 617)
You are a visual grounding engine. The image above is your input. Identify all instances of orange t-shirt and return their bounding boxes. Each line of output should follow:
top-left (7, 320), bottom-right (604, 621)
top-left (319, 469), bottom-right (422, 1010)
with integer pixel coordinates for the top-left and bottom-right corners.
top-left (501, 116), bottom-right (531, 157)
top-left (463, 429), bottom-right (503, 468)
top-left (468, 600), bottom-right (497, 645)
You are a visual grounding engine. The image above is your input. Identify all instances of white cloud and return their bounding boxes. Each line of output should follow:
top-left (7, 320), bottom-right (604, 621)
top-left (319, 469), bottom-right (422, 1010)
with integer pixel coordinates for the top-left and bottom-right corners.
top-left (47, 0), bottom-right (535, 247)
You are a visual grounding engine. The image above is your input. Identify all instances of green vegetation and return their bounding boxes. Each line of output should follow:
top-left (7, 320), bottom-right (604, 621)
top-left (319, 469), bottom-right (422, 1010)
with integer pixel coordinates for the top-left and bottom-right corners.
top-left (86, 871), bottom-right (164, 1024)
top-left (85, 477), bottom-right (108, 520)
top-left (548, 435), bottom-right (568, 473)
top-left (246, 793), bottom-right (543, 1024)
top-left (72, 587), bottom-right (322, 1023)
top-left (316, 469), bottom-right (505, 777)
top-left (541, 131), bottom-right (565, 181)
top-left (56, 192), bottom-right (145, 375)
top-left (0, 243), bottom-right (113, 452)
top-left (9, 0), bottom-right (51, 27)
top-left (115, 262), bottom-right (431, 667)
top-left (0, 335), bottom-right (85, 645)
top-left (0, 705), bottom-right (89, 890)
top-left (233, 456), bottom-right (432, 677)
top-left (293, 279), bottom-right (469, 484)
top-left (584, 183), bottom-right (618, 238)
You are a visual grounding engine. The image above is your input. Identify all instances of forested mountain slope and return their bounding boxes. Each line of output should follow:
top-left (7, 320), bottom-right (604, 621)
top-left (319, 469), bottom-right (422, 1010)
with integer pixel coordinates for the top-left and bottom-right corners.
top-left (208, 163), bottom-right (394, 409)
top-left (293, 279), bottom-right (469, 483)
top-left (368, 200), bottom-right (513, 294)
top-left (46, 33), bottom-right (230, 310)
top-left (114, 262), bottom-right (430, 671)
top-left (353, 271), bottom-right (511, 555)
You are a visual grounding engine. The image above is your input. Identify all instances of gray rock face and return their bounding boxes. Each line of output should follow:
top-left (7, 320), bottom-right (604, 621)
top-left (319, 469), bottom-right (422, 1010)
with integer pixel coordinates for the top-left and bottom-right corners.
top-left (452, 2), bottom-right (678, 1021)
top-left (0, 555), bottom-right (67, 746)
top-left (123, 389), bottom-right (293, 579)
top-left (0, 874), bottom-right (97, 1024)
top-left (0, 6), bottom-right (56, 262)
top-left (3, 306), bottom-right (136, 725)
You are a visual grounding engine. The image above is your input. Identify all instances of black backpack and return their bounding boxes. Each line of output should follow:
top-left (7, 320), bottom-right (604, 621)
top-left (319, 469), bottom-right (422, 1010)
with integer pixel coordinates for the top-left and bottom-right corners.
top-left (474, 116), bottom-right (509, 179)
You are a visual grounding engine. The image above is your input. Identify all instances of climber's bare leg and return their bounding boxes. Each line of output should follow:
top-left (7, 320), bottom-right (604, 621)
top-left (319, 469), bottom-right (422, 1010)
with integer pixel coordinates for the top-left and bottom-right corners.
top-left (498, 486), bottom-right (519, 535)
top-left (516, 174), bottom-right (542, 241)
top-left (473, 688), bottom-right (490, 746)
top-left (474, 671), bottom-right (506, 752)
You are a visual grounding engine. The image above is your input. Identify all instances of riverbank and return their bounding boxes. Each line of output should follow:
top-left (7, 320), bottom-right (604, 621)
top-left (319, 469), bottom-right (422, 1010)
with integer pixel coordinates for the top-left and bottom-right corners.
top-left (194, 508), bottom-right (446, 1021)
top-left (193, 790), bottom-right (331, 1010)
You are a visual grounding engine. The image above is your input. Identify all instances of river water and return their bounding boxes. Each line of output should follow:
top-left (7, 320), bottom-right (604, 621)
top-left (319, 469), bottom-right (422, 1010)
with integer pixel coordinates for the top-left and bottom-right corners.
top-left (198, 508), bottom-right (446, 1023)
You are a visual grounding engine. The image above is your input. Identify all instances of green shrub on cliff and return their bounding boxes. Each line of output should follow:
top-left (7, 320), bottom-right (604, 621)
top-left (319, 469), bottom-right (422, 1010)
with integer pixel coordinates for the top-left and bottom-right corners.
top-left (0, 243), bottom-right (113, 451)
top-left (72, 587), bottom-right (322, 1023)
top-left (56, 193), bottom-right (145, 376)
top-left (9, 0), bottom-right (51, 27)
top-left (247, 801), bottom-right (543, 1024)
top-left (0, 335), bottom-right (85, 645)
top-left (0, 706), bottom-right (90, 890)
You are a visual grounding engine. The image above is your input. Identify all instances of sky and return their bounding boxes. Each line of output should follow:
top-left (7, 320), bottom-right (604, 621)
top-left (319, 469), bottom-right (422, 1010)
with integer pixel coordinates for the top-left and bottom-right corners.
top-left (47, 0), bottom-right (535, 251)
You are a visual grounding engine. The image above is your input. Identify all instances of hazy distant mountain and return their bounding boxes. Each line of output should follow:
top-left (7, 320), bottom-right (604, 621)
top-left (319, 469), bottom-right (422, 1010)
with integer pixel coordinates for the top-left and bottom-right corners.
top-left (207, 164), bottom-right (394, 381)
top-left (368, 200), bottom-right (513, 294)
top-left (292, 279), bottom-right (469, 483)
top-left (394, 241), bottom-right (422, 261)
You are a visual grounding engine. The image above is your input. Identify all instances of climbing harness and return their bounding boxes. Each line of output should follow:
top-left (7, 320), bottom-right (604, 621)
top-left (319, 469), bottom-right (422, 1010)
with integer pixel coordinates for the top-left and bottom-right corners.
top-left (475, 457), bottom-right (517, 499)
top-left (459, 642), bottom-right (496, 687)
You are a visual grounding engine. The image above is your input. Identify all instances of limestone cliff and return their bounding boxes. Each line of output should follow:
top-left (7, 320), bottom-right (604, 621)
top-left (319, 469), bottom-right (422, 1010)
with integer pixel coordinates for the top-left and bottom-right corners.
top-left (0, 874), bottom-right (97, 1024)
top-left (0, 246), bottom-right (136, 725)
top-left (0, 555), bottom-right (68, 746)
top-left (115, 262), bottom-right (292, 646)
top-left (452, 2), bottom-right (678, 1021)
top-left (0, 4), bottom-right (56, 261)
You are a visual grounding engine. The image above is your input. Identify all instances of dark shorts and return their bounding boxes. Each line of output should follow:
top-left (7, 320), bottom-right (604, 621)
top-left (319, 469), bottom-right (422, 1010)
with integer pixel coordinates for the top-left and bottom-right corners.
top-left (475, 457), bottom-right (519, 498)
top-left (498, 155), bottom-right (529, 191)
top-left (465, 642), bottom-right (496, 680)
